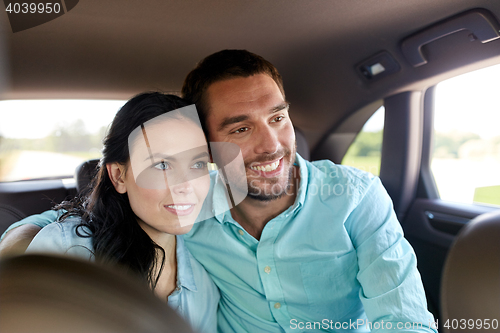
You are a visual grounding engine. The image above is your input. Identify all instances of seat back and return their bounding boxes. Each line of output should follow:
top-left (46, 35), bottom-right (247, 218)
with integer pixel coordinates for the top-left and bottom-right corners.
top-left (74, 159), bottom-right (100, 193)
top-left (0, 254), bottom-right (194, 333)
top-left (0, 204), bottom-right (26, 237)
top-left (295, 128), bottom-right (310, 160)
top-left (440, 210), bottom-right (500, 332)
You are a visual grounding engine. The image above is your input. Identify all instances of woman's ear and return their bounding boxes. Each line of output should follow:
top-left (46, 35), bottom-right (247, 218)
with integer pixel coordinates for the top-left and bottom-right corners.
top-left (106, 163), bottom-right (127, 194)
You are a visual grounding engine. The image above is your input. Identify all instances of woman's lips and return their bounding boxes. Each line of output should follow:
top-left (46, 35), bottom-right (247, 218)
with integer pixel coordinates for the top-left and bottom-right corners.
top-left (164, 204), bottom-right (195, 216)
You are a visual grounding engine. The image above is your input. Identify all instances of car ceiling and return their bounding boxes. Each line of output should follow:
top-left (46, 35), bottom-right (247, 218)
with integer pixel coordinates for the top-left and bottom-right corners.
top-left (1, 0), bottom-right (500, 148)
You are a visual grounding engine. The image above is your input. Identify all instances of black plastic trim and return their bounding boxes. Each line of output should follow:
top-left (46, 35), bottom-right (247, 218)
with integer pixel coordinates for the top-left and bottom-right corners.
top-left (380, 92), bottom-right (423, 220)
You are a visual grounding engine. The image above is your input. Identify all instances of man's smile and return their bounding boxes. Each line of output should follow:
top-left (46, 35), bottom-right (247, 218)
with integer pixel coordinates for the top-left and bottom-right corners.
top-left (250, 158), bottom-right (281, 172)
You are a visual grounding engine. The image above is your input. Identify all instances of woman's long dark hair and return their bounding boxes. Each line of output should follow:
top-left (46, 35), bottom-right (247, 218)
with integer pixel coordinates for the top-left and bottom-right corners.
top-left (56, 92), bottom-right (192, 289)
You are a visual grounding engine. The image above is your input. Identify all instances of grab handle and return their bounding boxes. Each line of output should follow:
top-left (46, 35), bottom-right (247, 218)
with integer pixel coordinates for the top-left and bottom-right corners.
top-left (401, 9), bottom-right (500, 67)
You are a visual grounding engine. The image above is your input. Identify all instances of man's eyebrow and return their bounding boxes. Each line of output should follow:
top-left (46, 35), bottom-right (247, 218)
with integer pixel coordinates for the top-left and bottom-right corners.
top-left (217, 115), bottom-right (249, 132)
top-left (270, 102), bottom-right (290, 113)
top-left (217, 102), bottom-right (290, 132)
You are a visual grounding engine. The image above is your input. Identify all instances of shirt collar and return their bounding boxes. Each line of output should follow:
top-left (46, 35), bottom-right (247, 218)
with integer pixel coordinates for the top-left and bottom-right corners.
top-left (212, 174), bottom-right (233, 224)
top-left (175, 235), bottom-right (197, 292)
top-left (292, 152), bottom-right (308, 211)
top-left (212, 152), bottom-right (309, 224)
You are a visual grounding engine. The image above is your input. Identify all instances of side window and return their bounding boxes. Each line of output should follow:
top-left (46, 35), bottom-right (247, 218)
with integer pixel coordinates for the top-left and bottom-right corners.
top-left (341, 106), bottom-right (385, 176)
top-left (432, 64), bottom-right (500, 207)
top-left (0, 100), bottom-right (124, 182)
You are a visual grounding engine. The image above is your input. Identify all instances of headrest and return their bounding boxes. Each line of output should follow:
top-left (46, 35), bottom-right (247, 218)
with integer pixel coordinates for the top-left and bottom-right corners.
top-left (441, 210), bottom-right (500, 332)
top-left (74, 159), bottom-right (99, 193)
top-left (295, 128), bottom-right (310, 160)
top-left (0, 254), bottom-right (195, 333)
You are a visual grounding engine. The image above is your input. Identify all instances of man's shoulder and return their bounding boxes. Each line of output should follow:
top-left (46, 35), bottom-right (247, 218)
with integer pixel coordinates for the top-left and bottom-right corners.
top-left (27, 216), bottom-right (94, 259)
top-left (42, 216), bottom-right (86, 233)
top-left (307, 159), bottom-right (377, 188)
top-left (295, 158), bottom-right (389, 210)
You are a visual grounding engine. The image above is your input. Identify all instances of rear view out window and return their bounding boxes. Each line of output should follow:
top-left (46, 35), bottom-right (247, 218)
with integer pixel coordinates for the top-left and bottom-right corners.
top-left (342, 106), bottom-right (385, 176)
top-left (432, 64), bottom-right (500, 207)
top-left (0, 100), bottom-right (125, 182)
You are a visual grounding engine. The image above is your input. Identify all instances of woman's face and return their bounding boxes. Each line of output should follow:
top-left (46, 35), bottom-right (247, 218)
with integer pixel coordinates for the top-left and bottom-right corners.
top-left (115, 118), bottom-right (210, 237)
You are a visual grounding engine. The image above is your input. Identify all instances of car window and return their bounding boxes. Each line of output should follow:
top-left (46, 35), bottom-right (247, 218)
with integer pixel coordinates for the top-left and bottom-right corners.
top-left (341, 106), bottom-right (385, 176)
top-left (432, 64), bottom-right (500, 207)
top-left (0, 100), bottom-right (125, 182)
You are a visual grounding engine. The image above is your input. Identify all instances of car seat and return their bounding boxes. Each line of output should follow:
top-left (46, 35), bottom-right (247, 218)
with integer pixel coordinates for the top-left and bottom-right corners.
top-left (0, 254), bottom-right (195, 333)
top-left (440, 210), bottom-right (500, 333)
top-left (74, 159), bottom-right (100, 194)
top-left (0, 204), bottom-right (26, 239)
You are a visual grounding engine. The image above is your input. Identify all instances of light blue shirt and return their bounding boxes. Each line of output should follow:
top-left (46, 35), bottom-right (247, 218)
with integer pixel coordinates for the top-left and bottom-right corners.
top-left (184, 154), bottom-right (437, 332)
top-left (5, 154), bottom-right (437, 333)
top-left (26, 217), bottom-right (219, 333)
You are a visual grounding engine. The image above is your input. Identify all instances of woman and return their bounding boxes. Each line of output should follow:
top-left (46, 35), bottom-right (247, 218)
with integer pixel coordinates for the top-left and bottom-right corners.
top-left (27, 92), bottom-right (218, 332)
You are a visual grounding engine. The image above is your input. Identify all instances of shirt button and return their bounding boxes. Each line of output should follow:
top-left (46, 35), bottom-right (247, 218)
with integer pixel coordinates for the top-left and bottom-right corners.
top-left (238, 229), bottom-right (244, 236)
top-left (274, 302), bottom-right (281, 309)
top-left (264, 266), bottom-right (271, 274)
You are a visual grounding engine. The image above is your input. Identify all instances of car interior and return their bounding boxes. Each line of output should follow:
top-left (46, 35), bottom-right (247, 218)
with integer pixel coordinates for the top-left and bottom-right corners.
top-left (1, 1), bottom-right (500, 332)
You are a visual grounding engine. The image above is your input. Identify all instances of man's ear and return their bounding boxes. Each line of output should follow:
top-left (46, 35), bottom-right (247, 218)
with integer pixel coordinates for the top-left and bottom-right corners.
top-left (106, 163), bottom-right (127, 194)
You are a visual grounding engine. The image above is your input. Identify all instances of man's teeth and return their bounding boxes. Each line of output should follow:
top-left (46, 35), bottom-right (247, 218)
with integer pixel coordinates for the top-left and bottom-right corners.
top-left (251, 161), bottom-right (279, 172)
top-left (167, 205), bottom-right (192, 210)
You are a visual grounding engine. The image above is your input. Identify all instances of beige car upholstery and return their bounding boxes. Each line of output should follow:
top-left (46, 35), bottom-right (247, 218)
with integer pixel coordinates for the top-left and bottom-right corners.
top-left (0, 254), bottom-right (195, 333)
top-left (441, 210), bottom-right (500, 332)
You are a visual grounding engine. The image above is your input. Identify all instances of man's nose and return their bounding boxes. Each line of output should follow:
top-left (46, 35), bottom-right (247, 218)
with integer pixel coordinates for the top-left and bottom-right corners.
top-left (254, 124), bottom-right (280, 154)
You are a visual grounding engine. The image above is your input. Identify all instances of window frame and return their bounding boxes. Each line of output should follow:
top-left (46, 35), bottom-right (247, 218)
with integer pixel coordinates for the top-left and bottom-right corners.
top-left (311, 100), bottom-right (383, 163)
top-left (422, 83), bottom-right (500, 208)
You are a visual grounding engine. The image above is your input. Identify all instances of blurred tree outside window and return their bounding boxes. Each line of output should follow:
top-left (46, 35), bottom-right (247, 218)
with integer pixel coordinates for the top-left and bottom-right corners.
top-left (432, 64), bottom-right (500, 207)
top-left (342, 106), bottom-right (384, 176)
top-left (0, 100), bottom-right (124, 182)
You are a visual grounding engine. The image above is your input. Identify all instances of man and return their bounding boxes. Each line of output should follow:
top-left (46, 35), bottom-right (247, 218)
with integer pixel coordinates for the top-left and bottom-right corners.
top-left (1, 50), bottom-right (437, 332)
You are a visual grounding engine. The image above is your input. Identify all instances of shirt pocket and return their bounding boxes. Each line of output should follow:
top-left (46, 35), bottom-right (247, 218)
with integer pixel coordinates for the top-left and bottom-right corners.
top-left (300, 250), bottom-right (360, 320)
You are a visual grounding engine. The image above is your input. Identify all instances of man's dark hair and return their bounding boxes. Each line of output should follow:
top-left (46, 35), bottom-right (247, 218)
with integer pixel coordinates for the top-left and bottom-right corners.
top-left (181, 49), bottom-right (285, 128)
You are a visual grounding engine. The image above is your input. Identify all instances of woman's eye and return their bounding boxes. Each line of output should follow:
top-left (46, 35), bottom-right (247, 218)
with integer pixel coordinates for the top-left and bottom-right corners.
top-left (154, 161), bottom-right (170, 170)
top-left (191, 161), bottom-right (208, 169)
top-left (233, 127), bottom-right (249, 134)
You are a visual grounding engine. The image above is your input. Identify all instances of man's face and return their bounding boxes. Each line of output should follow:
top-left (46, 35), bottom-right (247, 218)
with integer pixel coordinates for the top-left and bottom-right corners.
top-left (205, 74), bottom-right (296, 201)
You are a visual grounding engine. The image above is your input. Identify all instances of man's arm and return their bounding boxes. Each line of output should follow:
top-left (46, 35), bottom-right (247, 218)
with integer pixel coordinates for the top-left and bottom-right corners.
top-left (346, 176), bottom-right (437, 332)
top-left (0, 210), bottom-right (62, 258)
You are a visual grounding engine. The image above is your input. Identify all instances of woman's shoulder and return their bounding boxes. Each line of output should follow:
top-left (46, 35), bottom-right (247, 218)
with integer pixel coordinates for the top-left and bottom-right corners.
top-left (26, 216), bottom-right (95, 260)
